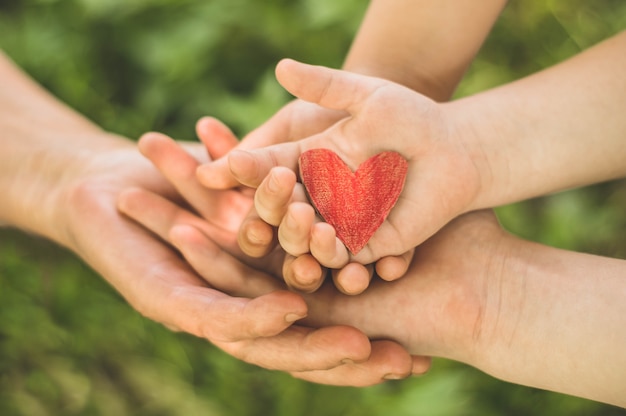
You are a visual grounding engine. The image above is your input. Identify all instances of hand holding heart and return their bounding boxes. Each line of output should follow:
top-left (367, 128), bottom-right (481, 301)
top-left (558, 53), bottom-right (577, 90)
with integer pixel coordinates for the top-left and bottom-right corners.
top-left (229, 59), bottom-right (483, 268)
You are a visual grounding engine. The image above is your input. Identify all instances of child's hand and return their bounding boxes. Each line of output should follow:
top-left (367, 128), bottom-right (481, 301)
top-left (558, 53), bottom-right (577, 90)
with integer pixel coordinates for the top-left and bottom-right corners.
top-left (227, 59), bottom-right (484, 267)
top-left (249, 164), bottom-right (415, 295)
top-left (195, 101), bottom-right (416, 295)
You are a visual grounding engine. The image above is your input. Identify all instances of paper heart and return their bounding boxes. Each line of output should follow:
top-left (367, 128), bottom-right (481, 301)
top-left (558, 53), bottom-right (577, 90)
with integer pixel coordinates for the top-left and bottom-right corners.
top-left (299, 148), bottom-right (408, 255)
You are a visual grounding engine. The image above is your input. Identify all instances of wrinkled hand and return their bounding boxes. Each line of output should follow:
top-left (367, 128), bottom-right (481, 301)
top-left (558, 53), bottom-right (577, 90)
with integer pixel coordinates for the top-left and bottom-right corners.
top-left (113, 118), bottom-right (430, 385)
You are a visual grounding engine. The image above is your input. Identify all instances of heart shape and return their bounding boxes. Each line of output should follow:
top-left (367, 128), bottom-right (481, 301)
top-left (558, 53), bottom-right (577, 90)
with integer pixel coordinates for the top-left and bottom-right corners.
top-left (299, 149), bottom-right (408, 255)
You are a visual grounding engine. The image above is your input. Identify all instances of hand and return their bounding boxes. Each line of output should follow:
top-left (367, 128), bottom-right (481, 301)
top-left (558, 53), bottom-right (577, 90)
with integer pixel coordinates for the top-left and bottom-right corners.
top-left (122, 138), bottom-right (626, 406)
top-left (197, 99), bottom-right (416, 295)
top-left (128, 154), bottom-right (499, 373)
top-left (116, 118), bottom-right (431, 385)
top-left (212, 59), bottom-right (483, 268)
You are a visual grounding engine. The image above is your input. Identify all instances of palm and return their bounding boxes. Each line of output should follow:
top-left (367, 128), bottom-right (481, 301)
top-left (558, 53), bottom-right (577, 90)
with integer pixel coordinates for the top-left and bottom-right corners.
top-left (111, 130), bottom-right (431, 385)
top-left (302, 210), bottom-right (502, 360)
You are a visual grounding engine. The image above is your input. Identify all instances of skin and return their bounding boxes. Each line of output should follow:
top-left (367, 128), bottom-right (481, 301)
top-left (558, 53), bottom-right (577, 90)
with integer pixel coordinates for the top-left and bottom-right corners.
top-left (118, 128), bottom-right (431, 383)
top-left (0, 0), bottom-right (506, 386)
top-left (197, 0), bottom-right (507, 294)
top-left (121, 148), bottom-right (626, 405)
top-left (114, 11), bottom-right (626, 404)
top-left (230, 31), bottom-right (626, 278)
top-left (0, 51), bottom-right (425, 385)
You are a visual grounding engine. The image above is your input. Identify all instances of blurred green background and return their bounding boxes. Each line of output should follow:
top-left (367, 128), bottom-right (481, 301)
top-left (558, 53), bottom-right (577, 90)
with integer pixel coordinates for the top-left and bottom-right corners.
top-left (1, 0), bottom-right (625, 415)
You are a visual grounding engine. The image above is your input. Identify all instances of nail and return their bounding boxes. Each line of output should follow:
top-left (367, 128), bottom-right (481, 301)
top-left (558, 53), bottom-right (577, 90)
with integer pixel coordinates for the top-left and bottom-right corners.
top-left (284, 313), bottom-right (306, 323)
top-left (268, 171), bottom-right (281, 194)
top-left (284, 211), bottom-right (298, 230)
top-left (383, 373), bottom-right (405, 380)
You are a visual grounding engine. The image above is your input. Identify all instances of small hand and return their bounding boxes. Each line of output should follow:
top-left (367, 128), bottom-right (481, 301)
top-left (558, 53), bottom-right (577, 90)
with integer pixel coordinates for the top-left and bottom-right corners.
top-left (219, 59), bottom-right (482, 268)
top-left (197, 102), bottom-right (415, 295)
top-left (116, 118), bottom-right (430, 384)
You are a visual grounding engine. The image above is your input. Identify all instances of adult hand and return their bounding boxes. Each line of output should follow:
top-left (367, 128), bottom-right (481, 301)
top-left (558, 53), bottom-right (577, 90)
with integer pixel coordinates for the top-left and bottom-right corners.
top-left (122, 187), bottom-right (626, 407)
top-left (115, 118), bottom-right (430, 385)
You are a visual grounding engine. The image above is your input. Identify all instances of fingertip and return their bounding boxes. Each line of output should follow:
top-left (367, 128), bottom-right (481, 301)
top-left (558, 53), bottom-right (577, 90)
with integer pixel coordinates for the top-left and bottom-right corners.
top-left (196, 116), bottom-right (239, 160)
top-left (227, 149), bottom-right (261, 187)
top-left (283, 254), bottom-right (325, 293)
top-left (275, 58), bottom-right (299, 79)
top-left (375, 254), bottom-right (411, 282)
top-left (116, 187), bottom-right (146, 216)
top-left (195, 115), bottom-right (218, 133)
top-left (331, 263), bottom-right (373, 295)
top-left (237, 216), bottom-right (276, 258)
top-left (196, 161), bottom-right (238, 189)
top-left (371, 340), bottom-right (415, 381)
top-left (310, 223), bottom-right (350, 269)
top-left (411, 356), bottom-right (432, 376)
top-left (248, 290), bottom-right (309, 335)
top-left (313, 325), bottom-right (372, 364)
top-left (137, 131), bottom-right (169, 150)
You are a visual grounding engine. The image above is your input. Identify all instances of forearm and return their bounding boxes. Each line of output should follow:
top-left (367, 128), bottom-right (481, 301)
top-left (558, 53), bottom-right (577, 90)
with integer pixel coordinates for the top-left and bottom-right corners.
top-left (474, 238), bottom-right (626, 406)
top-left (343, 0), bottom-right (506, 100)
top-left (0, 52), bottom-right (127, 241)
top-left (451, 31), bottom-right (626, 209)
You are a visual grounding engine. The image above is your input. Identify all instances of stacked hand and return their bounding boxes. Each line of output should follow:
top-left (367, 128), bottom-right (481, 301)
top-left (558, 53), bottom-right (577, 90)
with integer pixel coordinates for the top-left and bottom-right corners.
top-left (116, 117), bottom-right (431, 384)
top-left (197, 59), bottom-right (484, 293)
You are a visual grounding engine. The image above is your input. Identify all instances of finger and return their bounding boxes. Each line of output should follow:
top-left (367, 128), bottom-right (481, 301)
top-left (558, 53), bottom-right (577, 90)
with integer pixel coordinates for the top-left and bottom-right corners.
top-left (170, 287), bottom-right (307, 342)
top-left (195, 106), bottom-right (297, 190)
top-left (195, 117), bottom-right (243, 189)
top-left (277, 201), bottom-right (316, 257)
top-left (412, 355), bottom-right (432, 376)
top-left (170, 224), bottom-right (283, 296)
top-left (282, 253), bottom-right (326, 293)
top-left (254, 166), bottom-right (297, 226)
top-left (214, 324), bottom-right (372, 373)
top-left (139, 132), bottom-right (251, 228)
top-left (290, 340), bottom-right (419, 386)
top-left (310, 222), bottom-right (350, 269)
top-left (331, 262), bottom-right (374, 296)
top-left (375, 248), bottom-right (415, 282)
top-left (109, 229), bottom-right (306, 343)
top-left (117, 187), bottom-right (239, 256)
top-left (275, 59), bottom-right (388, 115)
top-left (118, 187), bottom-right (284, 277)
top-left (237, 206), bottom-right (277, 258)
top-left (132, 248), bottom-right (372, 373)
top-left (196, 116), bottom-right (239, 160)
top-left (227, 144), bottom-right (301, 188)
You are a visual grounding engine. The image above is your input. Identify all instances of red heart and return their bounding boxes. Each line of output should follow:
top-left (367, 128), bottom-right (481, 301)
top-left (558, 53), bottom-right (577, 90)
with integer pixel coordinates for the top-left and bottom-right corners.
top-left (299, 149), bottom-right (408, 255)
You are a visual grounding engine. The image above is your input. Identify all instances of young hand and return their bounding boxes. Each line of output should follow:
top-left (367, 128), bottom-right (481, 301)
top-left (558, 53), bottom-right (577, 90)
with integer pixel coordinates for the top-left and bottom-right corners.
top-left (218, 59), bottom-right (483, 268)
top-left (197, 105), bottom-right (416, 295)
top-left (117, 118), bottom-right (431, 385)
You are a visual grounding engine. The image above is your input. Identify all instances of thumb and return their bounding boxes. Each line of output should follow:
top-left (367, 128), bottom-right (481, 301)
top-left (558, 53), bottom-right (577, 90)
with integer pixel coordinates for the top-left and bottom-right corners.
top-left (227, 142), bottom-right (301, 188)
top-left (275, 59), bottom-right (386, 115)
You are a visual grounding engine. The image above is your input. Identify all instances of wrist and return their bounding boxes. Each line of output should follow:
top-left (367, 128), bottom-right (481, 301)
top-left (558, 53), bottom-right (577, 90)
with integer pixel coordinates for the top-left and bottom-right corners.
top-left (1, 127), bottom-right (129, 246)
top-left (441, 97), bottom-right (507, 213)
top-left (342, 61), bottom-right (456, 101)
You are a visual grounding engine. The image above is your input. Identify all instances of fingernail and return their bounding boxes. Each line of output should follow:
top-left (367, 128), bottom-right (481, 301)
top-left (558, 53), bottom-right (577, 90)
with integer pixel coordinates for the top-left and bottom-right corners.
top-left (268, 171), bottom-right (281, 193)
top-left (383, 373), bottom-right (405, 380)
top-left (284, 211), bottom-right (297, 230)
top-left (341, 358), bottom-right (355, 365)
top-left (284, 313), bottom-right (307, 323)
